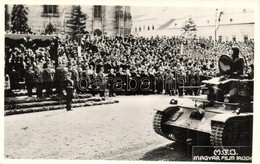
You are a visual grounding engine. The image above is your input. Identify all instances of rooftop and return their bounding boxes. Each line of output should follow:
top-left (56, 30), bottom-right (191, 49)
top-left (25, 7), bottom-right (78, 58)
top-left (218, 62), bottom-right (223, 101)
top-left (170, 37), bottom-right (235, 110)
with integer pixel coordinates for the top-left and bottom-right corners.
top-left (132, 7), bottom-right (255, 30)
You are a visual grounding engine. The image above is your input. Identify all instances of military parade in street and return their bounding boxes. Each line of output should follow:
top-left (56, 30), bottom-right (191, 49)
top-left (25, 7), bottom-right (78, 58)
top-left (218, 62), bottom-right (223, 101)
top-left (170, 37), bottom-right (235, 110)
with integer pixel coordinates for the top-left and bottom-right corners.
top-left (4, 1), bottom-right (257, 163)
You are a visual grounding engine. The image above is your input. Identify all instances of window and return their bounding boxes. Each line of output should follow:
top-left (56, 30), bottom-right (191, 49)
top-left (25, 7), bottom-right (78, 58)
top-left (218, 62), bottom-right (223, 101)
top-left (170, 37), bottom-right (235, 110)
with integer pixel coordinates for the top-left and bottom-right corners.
top-left (244, 35), bottom-right (248, 42)
top-left (143, 25), bottom-right (145, 31)
top-left (209, 36), bottom-right (212, 40)
top-left (232, 35), bottom-right (236, 42)
top-left (207, 20), bottom-right (210, 24)
top-left (230, 18), bottom-right (233, 22)
top-left (42, 5), bottom-right (58, 16)
top-left (94, 6), bottom-right (102, 18)
top-left (135, 27), bottom-right (137, 32)
top-left (225, 36), bottom-right (229, 42)
top-left (218, 36), bottom-right (222, 42)
top-left (139, 27), bottom-right (141, 31)
top-left (152, 25), bottom-right (154, 30)
top-left (43, 5), bottom-right (57, 14)
top-left (148, 26), bottom-right (150, 31)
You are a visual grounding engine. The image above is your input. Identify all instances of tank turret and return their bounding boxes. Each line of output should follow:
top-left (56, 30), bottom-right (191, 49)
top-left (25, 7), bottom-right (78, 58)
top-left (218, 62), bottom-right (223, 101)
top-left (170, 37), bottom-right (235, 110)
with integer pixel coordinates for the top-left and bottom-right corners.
top-left (202, 54), bottom-right (253, 112)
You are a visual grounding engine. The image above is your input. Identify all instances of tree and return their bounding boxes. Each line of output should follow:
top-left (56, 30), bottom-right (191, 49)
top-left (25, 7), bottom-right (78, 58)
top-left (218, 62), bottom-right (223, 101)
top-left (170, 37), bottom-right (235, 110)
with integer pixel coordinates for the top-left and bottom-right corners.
top-left (45, 23), bottom-right (56, 34)
top-left (10, 5), bottom-right (31, 33)
top-left (5, 5), bottom-right (10, 31)
top-left (181, 17), bottom-right (197, 38)
top-left (68, 5), bottom-right (88, 35)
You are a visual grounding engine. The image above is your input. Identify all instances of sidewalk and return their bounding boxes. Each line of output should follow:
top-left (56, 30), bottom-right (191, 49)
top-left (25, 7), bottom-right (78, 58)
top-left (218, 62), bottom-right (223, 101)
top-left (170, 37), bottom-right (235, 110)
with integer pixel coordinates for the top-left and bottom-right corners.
top-left (4, 89), bottom-right (119, 116)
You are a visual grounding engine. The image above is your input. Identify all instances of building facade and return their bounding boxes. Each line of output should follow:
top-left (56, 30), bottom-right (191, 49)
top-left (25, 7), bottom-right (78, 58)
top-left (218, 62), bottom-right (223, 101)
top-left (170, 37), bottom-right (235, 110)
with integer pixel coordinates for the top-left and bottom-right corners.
top-left (132, 8), bottom-right (254, 42)
top-left (6, 5), bottom-right (132, 37)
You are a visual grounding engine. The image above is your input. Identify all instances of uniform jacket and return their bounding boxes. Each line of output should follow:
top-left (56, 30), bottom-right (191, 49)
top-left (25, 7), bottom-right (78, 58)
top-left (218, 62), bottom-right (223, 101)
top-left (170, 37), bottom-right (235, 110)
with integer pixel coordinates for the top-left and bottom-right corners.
top-left (64, 79), bottom-right (74, 97)
top-left (43, 68), bottom-right (55, 82)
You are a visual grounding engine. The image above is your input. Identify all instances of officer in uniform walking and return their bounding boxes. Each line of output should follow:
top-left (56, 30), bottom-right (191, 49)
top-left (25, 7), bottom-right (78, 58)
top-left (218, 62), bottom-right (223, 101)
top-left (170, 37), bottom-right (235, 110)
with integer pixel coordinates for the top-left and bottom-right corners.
top-left (63, 72), bottom-right (74, 111)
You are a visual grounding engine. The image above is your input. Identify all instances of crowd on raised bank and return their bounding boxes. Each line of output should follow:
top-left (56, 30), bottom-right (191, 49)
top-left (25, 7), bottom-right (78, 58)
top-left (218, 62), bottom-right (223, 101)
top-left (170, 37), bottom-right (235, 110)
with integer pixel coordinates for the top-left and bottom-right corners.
top-left (5, 34), bottom-right (254, 98)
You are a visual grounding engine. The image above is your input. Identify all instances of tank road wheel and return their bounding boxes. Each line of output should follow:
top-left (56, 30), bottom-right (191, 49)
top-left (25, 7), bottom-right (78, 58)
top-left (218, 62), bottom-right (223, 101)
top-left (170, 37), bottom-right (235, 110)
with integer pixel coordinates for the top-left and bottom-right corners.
top-left (210, 120), bottom-right (252, 148)
top-left (210, 121), bottom-right (238, 148)
top-left (238, 131), bottom-right (252, 146)
top-left (237, 118), bottom-right (253, 146)
top-left (153, 111), bottom-right (186, 142)
top-left (222, 121), bottom-right (238, 146)
top-left (153, 111), bottom-right (176, 141)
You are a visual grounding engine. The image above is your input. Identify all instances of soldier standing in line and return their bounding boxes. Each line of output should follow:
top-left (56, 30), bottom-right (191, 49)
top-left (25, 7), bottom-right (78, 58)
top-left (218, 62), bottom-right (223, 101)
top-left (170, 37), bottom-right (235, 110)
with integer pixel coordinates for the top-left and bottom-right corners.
top-left (25, 64), bottom-right (35, 97)
top-left (56, 61), bottom-right (68, 98)
top-left (43, 62), bottom-right (55, 98)
top-left (177, 69), bottom-right (185, 96)
top-left (185, 69), bottom-right (192, 95)
top-left (155, 69), bottom-right (164, 94)
top-left (125, 69), bottom-right (132, 95)
top-left (9, 66), bottom-right (20, 91)
top-left (107, 68), bottom-right (116, 97)
top-left (129, 67), bottom-right (138, 95)
top-left (56, 63), bottom-right (63, 96)
top-left (194, 68), bottom-right (201, 95)
top-left (115, 67), bottom-right (125, 95)
top-left (63, 72), bottom-right (75, 111)
top-left (148, 68), bottom-right (156, 95)
top-left (35, 64), bottom-right (43, 99)
top-left (81, 65), bottom-right (91, 93)
top-left (91, 68), bottom-right (99, 96)
top-left (140, 68), bottom-right (150, 95)
top-left (69, 63), bottom-right (79, 95)
top-left (189, 69), bottom-right (196, 95)
top-left (136, 68), bottom-right (142, 95)
top-left (165, 69), bottom-right (174, 96)
top-left (97, 67), bottom-right (106, 97)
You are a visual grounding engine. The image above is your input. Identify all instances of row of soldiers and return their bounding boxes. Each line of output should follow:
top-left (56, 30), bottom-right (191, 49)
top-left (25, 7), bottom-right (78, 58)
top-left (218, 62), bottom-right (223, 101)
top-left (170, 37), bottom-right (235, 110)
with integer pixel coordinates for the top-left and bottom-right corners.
top-left (106, 68), bottom-right (202, 96)
top-left (22, 60), bottom-right (202, 98)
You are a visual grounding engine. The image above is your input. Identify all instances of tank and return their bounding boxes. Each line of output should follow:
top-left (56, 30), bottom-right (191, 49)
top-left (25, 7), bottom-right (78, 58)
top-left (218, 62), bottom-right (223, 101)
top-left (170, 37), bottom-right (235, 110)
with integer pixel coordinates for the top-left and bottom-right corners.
top-left (153, 54), bottom-right (253, 148)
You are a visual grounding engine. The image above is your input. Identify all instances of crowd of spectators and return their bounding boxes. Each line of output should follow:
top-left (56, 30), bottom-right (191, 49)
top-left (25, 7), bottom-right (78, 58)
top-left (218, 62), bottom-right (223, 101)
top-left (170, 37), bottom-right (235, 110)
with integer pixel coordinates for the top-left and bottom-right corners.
top-left (5, 33), bottom-right (255, 98)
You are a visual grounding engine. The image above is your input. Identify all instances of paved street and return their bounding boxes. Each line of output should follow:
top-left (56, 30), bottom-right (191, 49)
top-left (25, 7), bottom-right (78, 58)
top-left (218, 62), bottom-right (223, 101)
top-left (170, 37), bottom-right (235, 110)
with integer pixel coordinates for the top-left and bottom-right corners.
top-left (5, 95), bottom-right (194, 161)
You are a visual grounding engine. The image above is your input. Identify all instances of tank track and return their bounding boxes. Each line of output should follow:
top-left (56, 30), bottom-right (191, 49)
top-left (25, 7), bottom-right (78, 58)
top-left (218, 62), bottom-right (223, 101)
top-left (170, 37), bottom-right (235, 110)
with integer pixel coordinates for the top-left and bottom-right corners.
top-left (210, 122), bottom-right (225, 147)
top-left (210, 121), bottom-right (239, 148)
top-left (153, 111), bottom-right (177, 141)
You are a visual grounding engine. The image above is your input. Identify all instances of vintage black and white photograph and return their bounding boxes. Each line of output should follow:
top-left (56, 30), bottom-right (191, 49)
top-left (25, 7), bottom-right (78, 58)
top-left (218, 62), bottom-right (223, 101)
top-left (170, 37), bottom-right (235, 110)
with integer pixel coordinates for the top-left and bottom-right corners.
top-left (3, 0), bottom-right (258, 163)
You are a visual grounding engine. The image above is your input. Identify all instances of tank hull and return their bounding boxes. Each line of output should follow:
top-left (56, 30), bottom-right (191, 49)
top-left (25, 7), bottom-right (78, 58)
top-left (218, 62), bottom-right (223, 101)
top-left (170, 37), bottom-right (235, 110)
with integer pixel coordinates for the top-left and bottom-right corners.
top-left (153, 104), bottom-right (253, 147)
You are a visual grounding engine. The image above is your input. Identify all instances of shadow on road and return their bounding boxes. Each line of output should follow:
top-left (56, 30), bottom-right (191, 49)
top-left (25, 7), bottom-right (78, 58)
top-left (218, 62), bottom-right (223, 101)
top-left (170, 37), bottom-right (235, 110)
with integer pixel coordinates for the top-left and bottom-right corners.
top-left (140, 142), bottom-right (193, 161)
top-left (44, 110), bottom-right (67, 117)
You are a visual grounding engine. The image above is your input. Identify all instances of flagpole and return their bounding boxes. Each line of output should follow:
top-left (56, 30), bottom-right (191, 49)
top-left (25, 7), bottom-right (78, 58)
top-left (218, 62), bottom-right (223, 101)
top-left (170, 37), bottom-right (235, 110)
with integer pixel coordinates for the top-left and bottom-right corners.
top-left (214, 9), bottom-right (218, 44)
top-left (61, 8), bottom-right (66, 32)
